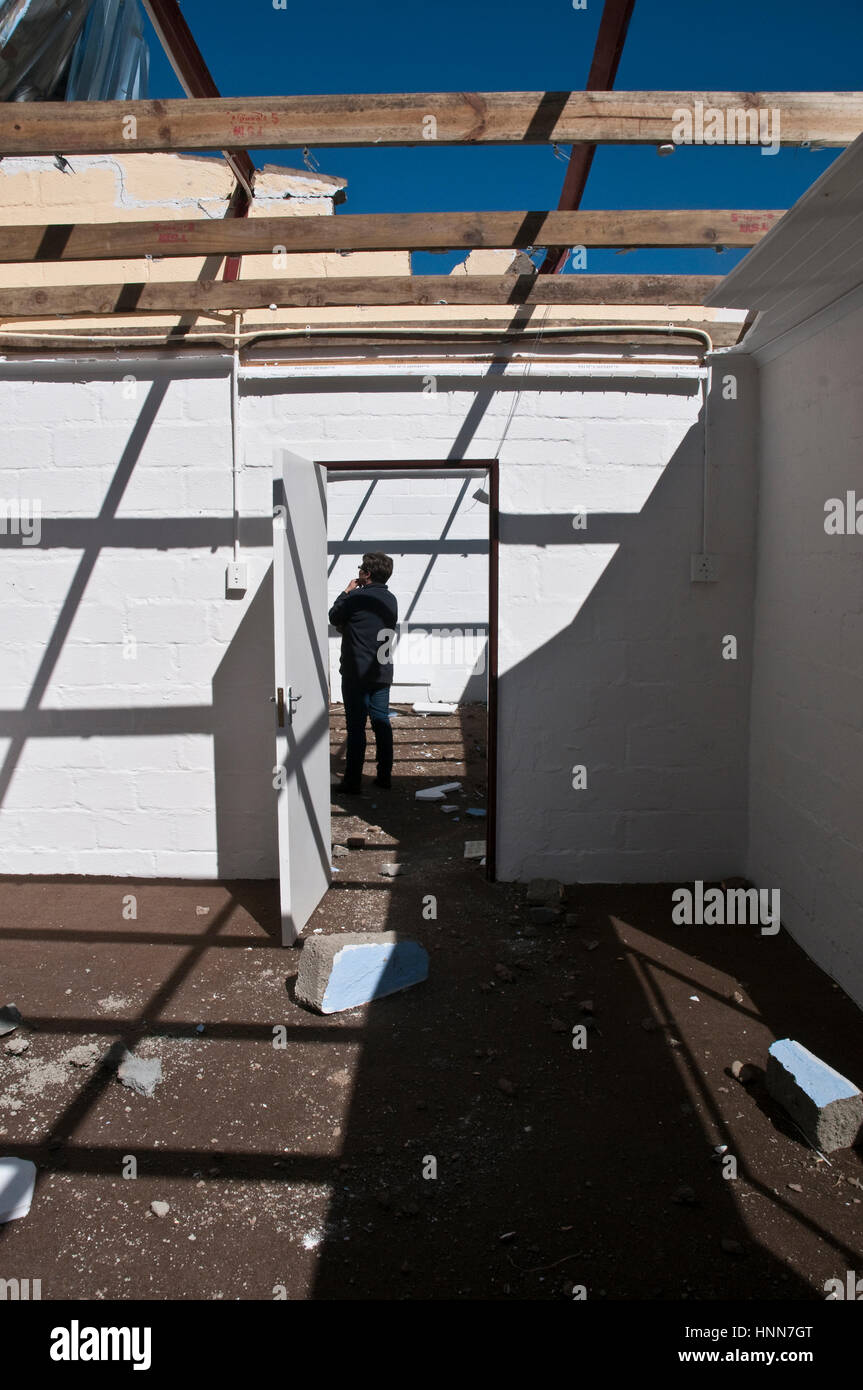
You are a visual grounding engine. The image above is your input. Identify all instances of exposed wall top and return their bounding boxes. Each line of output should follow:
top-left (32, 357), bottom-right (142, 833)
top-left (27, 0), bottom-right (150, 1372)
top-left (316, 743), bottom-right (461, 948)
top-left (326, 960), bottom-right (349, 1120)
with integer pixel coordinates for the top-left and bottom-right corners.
top-left (0, 152), bottom-right (346, 221)
top-left (0, 151), bottom-right (413, 344)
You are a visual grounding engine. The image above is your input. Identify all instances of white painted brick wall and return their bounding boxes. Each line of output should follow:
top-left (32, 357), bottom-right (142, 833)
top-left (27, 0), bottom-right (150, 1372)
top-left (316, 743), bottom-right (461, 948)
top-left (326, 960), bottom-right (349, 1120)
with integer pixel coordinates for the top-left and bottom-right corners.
top-left (0, 355), bottom-right (756, 887)
top-left (747, 304), bottom-right (863, 1008)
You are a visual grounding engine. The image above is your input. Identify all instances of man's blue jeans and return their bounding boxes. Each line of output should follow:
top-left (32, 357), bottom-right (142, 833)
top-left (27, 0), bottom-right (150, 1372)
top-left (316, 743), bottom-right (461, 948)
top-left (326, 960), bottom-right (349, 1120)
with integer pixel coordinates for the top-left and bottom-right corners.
top-left (341, 679), bottom-right (393, 788)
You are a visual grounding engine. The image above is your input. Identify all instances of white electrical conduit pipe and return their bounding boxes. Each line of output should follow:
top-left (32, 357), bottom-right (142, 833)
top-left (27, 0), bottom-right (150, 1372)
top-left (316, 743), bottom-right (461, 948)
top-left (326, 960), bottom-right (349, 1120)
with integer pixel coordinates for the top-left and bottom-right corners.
top-left (0, 323), bottom-right (715, 354)
top-left (230, 311), bottom-right (240, 565)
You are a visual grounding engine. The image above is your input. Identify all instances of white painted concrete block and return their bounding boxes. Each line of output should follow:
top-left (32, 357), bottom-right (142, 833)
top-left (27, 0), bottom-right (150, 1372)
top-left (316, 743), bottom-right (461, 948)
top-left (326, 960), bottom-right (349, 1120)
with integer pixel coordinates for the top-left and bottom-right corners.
top-left (296, 932), bottom-right (429, 1013)
top-left (0, 1158), bottom-right (36, 1222)
top-left (766, 1039), bottom-right (863, 1152)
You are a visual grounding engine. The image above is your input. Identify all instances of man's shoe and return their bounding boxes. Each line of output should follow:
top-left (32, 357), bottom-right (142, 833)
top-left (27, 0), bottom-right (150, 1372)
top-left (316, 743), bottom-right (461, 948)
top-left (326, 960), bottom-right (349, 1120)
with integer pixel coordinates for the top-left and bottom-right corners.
top-left (373, 774), bottom-right (392, 790)
top-left (334, 780), bottom-right (362, 795)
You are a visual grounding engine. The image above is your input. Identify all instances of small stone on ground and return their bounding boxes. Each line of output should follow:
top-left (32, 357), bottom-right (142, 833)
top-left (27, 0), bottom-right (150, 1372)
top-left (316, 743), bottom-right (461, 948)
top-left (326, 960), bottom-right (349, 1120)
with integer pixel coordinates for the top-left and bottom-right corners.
top-left (0, 1005), bottom-right (22, 1036)
top-left (0, 1157), bottom-right (37, 1222)
top-left (529, 907), bottom-right (558, 925)
top-left (526, 879), bottom-right (564, 906)
top-left (117, 1055), bottom-right (163, 1097)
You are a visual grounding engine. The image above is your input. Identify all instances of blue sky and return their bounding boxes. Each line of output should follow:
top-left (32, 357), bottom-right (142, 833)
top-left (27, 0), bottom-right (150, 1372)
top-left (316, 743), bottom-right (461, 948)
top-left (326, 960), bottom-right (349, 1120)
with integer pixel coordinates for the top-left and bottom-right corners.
top-left (142, 0), bottom-right (862, 274)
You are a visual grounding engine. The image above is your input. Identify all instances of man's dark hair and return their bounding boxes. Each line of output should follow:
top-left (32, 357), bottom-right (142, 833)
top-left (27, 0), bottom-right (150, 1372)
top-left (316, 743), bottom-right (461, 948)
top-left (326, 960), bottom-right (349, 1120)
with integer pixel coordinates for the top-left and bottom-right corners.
top-left (361, 551), bottom-right (394, 584)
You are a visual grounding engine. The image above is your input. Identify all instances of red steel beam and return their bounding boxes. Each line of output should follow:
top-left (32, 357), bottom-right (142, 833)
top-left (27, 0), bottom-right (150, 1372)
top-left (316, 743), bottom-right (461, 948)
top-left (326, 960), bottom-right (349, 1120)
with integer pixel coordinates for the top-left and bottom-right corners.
top-left (141, 0), bottom-right (255, 281)
top-left (540, 0), bottom-right (636, 273)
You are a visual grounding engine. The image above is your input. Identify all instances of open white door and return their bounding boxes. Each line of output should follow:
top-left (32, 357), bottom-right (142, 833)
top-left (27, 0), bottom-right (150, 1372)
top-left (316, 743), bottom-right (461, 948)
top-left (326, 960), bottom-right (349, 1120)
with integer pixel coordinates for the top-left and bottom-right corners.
top-left (272, 450), bottom-right (331, 944)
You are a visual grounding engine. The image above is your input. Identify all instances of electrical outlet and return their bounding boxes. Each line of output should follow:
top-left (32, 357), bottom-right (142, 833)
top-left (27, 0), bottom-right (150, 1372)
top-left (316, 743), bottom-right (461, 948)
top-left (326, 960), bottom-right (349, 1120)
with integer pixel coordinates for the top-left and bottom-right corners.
top-left (690, 553), bottom-right (717, 583)
top-left (225, 561), bottom-right (248, 594)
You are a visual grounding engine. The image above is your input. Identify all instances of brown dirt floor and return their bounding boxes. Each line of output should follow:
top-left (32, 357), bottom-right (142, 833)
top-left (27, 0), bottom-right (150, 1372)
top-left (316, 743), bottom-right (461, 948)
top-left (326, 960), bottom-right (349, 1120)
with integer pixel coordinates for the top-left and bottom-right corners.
top-left (0, 703), bottom-right (861, 1301)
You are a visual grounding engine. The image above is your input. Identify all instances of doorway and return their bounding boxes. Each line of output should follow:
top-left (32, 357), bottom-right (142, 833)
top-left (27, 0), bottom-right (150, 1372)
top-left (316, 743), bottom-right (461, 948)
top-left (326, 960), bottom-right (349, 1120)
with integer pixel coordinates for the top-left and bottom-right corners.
top-left (325, 459), bottom-right (499, 879)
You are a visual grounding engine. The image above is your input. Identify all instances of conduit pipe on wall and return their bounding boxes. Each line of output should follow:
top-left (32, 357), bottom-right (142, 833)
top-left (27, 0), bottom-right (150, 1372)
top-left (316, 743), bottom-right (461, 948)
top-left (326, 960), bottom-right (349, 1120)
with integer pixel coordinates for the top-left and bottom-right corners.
top-left (238, 324), bottom-right (715, 358)
top-left (701, 361), bottom-right (714, 555)
top-left (0, 323), bottom-right (715, 356)
top-left (239, 358), bottom-right (709, 377)
top-left (230, 310), bottom-right (241, 565)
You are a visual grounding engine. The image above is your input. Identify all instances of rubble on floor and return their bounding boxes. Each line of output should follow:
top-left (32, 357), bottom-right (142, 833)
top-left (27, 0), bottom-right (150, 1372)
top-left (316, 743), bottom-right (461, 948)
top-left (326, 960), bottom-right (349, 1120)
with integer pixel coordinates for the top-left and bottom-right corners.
top-left (296, 932), bottom-right (429, 1014)
top-left (415, 782), bottom-right (461, 801)
top-left (0, 1156), bottom-right (36, 1222)
top-left (766, 1039), bottom-right (863, 1153)
top-left (526, 879), bottom-right (564, 906)
top-left (0, 1004), bottom-right (22, 1036)
top-left (380, 862), bottom-right (407, 877)
top-left (116, 1052), bottom-right (163, 1098)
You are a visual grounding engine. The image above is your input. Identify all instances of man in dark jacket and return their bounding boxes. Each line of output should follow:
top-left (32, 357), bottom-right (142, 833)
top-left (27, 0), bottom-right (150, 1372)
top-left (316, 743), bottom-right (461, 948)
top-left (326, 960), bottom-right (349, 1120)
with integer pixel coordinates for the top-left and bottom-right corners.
top-left (328, 551), bottom-right (398, 794)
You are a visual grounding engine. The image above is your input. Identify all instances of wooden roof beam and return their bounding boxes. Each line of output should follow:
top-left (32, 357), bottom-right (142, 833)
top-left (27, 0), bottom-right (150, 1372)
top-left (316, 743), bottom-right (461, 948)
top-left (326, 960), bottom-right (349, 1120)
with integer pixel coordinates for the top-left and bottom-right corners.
top-left (0, 274), bottom-right (723, 318)
top-left (0, 210), bottom-right (784, 263)
top-left (0, 93), bottom-right (858, 155)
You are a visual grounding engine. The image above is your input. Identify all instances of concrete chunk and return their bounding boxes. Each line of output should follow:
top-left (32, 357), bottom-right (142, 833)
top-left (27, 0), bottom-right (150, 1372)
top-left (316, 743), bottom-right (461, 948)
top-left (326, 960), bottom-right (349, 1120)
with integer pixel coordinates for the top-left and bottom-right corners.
top-left (766, 1039), bottom-right (863, 1153)
top-left (529, 907), bottom-right (559, 925)
top-left (0, 1157), bottom-right (36, 1223)
top-left (380, 862), bottom-right (407, 877)
top-left (296, 932), bottom-right (428, 1014)
top-left (526, 879), bottom-right (564, 906)
top-left (0, 1005), bottom-right (22, 1036)
top-left (117, 1054), bottom-right (163, 1098)
top-left (415, 782), bottom-right (461, 801)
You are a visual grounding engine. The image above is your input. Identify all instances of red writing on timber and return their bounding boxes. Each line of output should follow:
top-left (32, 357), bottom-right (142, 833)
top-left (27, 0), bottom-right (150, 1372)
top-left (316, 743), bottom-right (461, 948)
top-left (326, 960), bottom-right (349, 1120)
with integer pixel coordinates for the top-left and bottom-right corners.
top-left (229, 111), bottom-right (280, 138)
top-left (154, 222), bottom-right (194, 244)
